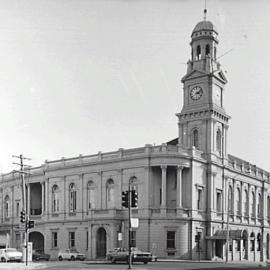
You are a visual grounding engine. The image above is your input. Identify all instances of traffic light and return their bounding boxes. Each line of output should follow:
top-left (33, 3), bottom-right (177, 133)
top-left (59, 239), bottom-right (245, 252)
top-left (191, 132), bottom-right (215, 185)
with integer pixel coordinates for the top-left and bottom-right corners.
top-left (131, 190), bottom-right (138, 208)
top-left (27, 220), bottom-right (35, 229)
top-left (20, 210), bottom-right (26, 223)
top-left (122, 191), bottom-right (129, 208)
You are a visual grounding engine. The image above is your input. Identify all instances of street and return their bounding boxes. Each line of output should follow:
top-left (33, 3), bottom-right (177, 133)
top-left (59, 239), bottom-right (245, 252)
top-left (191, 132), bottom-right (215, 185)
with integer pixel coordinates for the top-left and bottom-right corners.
top-left (31, 260), bottom-right (268, 270)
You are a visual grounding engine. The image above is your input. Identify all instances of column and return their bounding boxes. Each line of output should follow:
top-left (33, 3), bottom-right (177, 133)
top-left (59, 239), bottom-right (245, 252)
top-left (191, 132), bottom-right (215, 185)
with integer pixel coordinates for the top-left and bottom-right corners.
top-left (254, 186), bottom-right (257, 223)
top-left (247, 184), bottom-right (251, 223)
top-left (41, 182), bottom-right (44, 215)
top-left (27, 184), bottom-right (31, 216)
top-left (177, 166), bottom-right (183, 208)
top-left (98, 171), bottom-right (102, 209)
top-left (161, 165), bottom-right (167, 208)
top-left (81, 174), bottom-right (84, 219)
top-left (45, 178), bottom-right (49, 220)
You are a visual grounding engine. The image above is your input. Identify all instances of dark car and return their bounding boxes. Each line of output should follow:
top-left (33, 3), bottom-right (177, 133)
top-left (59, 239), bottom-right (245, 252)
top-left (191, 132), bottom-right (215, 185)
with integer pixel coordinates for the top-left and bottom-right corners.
top-left (32, 250), bottom-right (50, 261)
top-left (107, 247), bottom-right (152, 264)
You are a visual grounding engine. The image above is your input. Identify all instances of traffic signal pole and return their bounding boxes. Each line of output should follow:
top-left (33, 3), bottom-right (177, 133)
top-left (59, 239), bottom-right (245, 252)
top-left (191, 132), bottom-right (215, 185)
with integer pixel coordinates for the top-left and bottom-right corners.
top-left (13, 154), bottom-right (31, 266)
top-left (128, 185), bottom-right (132, 270)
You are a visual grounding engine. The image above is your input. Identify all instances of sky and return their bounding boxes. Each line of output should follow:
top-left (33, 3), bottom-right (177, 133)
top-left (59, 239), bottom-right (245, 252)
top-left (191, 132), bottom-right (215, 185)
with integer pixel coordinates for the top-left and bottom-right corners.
top-left (0, 0), bottom-right (270, 173)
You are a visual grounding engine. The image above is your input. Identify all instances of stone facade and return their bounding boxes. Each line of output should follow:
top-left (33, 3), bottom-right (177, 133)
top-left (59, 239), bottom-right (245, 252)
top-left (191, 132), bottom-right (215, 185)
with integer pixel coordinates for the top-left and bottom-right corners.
top-left (0, 18), bottom-right (270, 262)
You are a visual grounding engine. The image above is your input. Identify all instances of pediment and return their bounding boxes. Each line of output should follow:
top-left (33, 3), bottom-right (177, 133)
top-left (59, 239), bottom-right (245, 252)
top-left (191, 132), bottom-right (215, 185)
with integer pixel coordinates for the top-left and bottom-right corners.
top-left (181, 70), bottom-right (207, 82)
top-left (214, 70), bottom-right (227, 83)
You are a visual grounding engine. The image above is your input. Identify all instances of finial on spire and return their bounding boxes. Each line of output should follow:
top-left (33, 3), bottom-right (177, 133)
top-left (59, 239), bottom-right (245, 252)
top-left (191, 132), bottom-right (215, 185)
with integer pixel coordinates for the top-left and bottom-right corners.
top-left (203, 0), bottom-right (207, 21)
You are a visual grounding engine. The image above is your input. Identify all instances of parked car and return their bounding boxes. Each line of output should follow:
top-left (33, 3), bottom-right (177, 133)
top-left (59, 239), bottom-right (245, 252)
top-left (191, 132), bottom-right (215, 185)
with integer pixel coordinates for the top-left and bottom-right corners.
top-left (58, 249), bottom-right (86, 261)
top-left (0, 248), bottom-right (22, 262)
top-left (107, 247), bottom-right (152, 264)
top-left (32, 250), bottom-right (50, 261)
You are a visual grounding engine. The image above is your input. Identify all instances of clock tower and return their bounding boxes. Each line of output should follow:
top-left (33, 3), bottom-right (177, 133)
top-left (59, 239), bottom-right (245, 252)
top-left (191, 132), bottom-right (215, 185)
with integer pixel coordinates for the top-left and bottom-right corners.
top-left (177, 17), bottom-right (230, 161)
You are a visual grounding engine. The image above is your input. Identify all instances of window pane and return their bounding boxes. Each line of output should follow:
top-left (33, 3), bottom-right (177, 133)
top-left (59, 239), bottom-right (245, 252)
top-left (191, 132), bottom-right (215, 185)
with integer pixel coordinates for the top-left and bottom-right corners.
top-left (167, 231), bottom-right (175, 249)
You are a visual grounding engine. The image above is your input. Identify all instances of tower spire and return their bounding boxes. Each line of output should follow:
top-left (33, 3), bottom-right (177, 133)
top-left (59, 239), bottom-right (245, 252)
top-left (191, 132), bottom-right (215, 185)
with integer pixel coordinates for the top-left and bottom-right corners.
top-left (203, 0), bottom-right (207, 21)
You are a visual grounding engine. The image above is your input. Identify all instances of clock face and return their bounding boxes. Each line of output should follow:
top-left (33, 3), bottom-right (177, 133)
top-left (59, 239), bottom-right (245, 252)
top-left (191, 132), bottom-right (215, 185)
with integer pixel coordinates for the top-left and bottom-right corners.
top-left (190, 86), bottom-right (203, 100)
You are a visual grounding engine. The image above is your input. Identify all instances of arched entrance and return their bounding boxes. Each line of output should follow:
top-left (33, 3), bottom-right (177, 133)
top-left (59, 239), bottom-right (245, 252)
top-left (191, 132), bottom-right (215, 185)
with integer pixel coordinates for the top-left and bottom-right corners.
top-left (29, 232), bottom-right (44, 252)
top-left (96, 228), bottom-right (107, 258)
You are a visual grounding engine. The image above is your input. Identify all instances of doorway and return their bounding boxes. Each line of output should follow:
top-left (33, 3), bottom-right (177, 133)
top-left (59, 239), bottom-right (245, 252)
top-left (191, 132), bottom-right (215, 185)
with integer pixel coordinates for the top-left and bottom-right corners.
top-left (96, 228), bottom-right (107, 258)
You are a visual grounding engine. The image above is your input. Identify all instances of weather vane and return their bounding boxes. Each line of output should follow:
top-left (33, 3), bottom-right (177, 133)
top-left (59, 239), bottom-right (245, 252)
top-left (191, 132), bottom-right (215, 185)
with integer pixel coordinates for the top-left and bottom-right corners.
top-left (204, 0), bottom-right (207, 21)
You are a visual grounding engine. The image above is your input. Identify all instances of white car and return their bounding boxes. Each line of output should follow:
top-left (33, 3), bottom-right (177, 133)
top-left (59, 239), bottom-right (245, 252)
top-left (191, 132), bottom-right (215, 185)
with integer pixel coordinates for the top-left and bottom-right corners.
top-left (0, 248), bottom-right (23, 262)
top-left (58, 249), bottom-right (85, 261)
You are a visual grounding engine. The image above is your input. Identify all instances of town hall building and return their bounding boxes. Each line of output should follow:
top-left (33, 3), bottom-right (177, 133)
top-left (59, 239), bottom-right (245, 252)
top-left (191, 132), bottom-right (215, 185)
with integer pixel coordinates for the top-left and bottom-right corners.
top-left (0, 15), bottom-right (270, 262)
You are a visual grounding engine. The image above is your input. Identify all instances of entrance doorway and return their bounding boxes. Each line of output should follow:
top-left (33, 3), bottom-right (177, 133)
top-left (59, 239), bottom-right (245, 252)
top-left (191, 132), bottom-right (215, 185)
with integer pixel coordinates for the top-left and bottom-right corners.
top-left (96, 228), bottom-right (107, 258)
top-left (215, 240), bottom-right (223, 258)
top-left (29, 231), bottom-right (44, 252)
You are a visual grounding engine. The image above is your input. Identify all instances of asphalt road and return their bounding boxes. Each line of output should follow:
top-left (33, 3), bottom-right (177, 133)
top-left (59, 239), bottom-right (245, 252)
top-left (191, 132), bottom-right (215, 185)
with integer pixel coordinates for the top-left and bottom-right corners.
top-left (39, 261), bottom-right (268, 270)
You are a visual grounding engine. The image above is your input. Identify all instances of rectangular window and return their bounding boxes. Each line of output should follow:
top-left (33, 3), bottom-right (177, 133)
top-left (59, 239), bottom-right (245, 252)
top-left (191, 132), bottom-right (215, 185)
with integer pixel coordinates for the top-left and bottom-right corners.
top-left (52, 232), bottom-right (58, 248)
top-left (229, 240), bottom-right (232, 251)
top-left (69, 232), bottom-right (75, 248)
top-left (159, 188), bottom-right (162, 205)
top-left (131, 231), bottom-right (136, 247)
top-left (197, 189), bottom-right (203, 210)
top-left (216, 190), bottom-right (222, 212)
top-left (236, 240), bottom-right (241, 251)
top-left (70, 191), bottom-right (77, 212)
top-left (167, 231), bottom-right (175, 249)
top-left (16, 202), bottom-right (20, 217)
top-left (86, 231), bottom-right (89, 250)
top-left (251, 239), bottom-right (255, 251)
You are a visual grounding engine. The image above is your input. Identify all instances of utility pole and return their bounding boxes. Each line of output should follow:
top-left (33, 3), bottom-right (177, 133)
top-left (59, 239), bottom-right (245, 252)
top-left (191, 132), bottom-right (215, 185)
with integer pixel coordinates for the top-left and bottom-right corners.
top-left (128, 183), bottom-right (132, 270)
top-left (13, 154), bottom-right (31, 266)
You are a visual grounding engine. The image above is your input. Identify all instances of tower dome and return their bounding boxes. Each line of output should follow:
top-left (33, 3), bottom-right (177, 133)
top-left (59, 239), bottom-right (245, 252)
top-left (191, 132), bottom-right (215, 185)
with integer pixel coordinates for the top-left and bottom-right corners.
top-left (192, 20), bottom-right (217, 35)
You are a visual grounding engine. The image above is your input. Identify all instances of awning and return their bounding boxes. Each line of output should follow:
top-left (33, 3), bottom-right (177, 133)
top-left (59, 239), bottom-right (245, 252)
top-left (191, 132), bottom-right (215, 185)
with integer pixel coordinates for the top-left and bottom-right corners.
top-left (206, 230), bottom-right (243, 240)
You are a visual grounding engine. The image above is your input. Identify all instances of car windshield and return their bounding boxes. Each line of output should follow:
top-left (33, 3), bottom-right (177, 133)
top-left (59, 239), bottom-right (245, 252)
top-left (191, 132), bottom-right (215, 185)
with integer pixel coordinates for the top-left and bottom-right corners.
top-left (6, 248), bottom-right (17, 252)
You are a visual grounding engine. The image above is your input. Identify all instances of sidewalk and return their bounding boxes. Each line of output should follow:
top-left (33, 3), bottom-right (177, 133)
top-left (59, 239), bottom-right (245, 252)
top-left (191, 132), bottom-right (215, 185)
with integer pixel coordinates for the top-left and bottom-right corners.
top-left (0, 262), bottom-right (46, 269)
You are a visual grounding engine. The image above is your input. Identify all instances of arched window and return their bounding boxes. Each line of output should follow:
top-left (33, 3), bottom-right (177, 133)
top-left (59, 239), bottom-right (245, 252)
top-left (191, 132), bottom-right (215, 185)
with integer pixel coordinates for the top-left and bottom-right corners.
top-left (196, 45), bottom-right (201, 60)
top-left (52, 185), bottom-right (60, 213)
top-left (192, 129), bottom-right (199, 149)
top-left (216, 129), bottom-right (222, 155)
top-left (228, 186), bottom-right (233, 214)
top-left (236, 187), bottom-right (241, 215)
top-left (4, 195), bottom-right (9, 219)
top-left (205, 44), bottom-right (210, 56)
top-left (251, 191), bottom-right (256, 217)
top-left (106, 179), bottom-right (115, 208)
top-left (257, 233), bottom-right (261, 251)
top-left (87, 181), bottom-right (96, 209)
top-left (267, 196), bottom-right (270, 219)
top-left (258, 194), bottom-right (262, 218)
top-left (243, 190), bottom-right (248, 216)
top-left (69, 183), bottom-right (77, 212)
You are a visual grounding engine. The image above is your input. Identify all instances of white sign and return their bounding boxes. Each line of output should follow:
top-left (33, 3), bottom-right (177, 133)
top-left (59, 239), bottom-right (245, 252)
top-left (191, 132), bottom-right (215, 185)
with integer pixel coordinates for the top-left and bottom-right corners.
top-left (131, 218), bottom-right (139, 228)
top-left (118, 232), bottom-right (122, 241)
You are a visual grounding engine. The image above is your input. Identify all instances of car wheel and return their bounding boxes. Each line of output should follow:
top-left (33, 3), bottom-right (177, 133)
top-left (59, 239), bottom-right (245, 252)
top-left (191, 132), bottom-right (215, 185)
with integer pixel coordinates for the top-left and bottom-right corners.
top-left (35, 257), bottom-right (40, 261)
top-left (58, 256), bottom-right (63, 261)
top-left (1, 257), bottom-right (6, 262)
top-left (144, 261), bottom-right (148, 264)
top-left (71, 256), bottom-right (75, 261)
